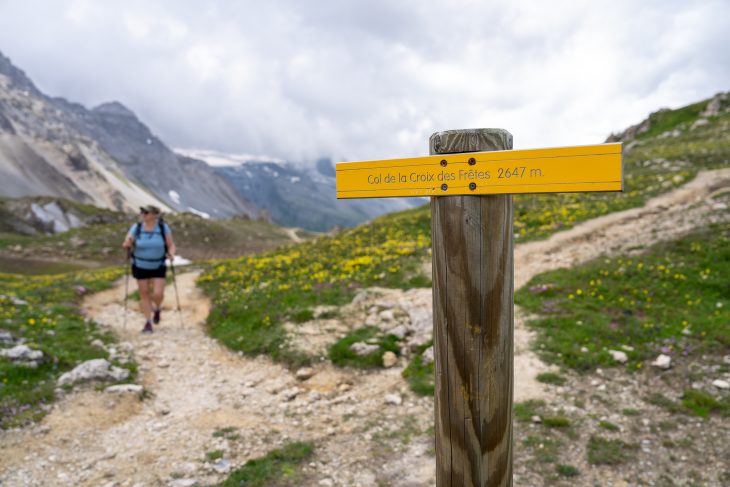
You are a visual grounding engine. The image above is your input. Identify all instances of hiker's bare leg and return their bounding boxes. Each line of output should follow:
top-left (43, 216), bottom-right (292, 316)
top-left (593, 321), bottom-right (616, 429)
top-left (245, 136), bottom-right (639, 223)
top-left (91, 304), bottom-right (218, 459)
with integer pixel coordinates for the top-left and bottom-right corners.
top-left (152, 278), bottom-right (165, 310)
top-left (137, 279), bottom-right (153, 321)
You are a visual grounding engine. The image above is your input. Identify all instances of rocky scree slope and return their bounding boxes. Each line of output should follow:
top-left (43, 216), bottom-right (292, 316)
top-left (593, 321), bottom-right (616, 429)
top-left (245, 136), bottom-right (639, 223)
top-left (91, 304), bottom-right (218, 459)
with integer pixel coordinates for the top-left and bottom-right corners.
top-left (0, 51), bottom-right (255, 218)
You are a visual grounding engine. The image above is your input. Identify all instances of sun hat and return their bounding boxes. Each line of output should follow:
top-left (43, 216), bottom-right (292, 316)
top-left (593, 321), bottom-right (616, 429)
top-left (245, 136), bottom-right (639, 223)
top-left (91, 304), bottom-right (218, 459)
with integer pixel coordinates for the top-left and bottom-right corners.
top-left (140, 205), bottom-right (161, 215)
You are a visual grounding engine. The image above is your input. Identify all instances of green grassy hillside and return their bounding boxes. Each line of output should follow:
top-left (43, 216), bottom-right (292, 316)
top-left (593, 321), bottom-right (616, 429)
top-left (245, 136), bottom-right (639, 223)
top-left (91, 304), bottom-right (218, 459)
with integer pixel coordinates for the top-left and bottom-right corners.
top-left (0, 267), bottom-right (133, 428)
top-left (516, 220), bottom-right (730, 372)
top-left (200, 93), bottom-right (730, 366)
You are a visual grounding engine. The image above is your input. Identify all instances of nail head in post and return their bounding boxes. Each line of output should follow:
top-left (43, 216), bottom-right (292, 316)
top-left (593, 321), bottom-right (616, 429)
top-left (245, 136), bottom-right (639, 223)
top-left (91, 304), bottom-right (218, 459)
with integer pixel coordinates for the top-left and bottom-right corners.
top-left (440, 159), bottom-right (448, 167)
top-left (441, 183), bottom-right (448, 191)
top-left (468, 157), bottom-right (476, 166)
top-left (469, 182), bottom-right (476, 190)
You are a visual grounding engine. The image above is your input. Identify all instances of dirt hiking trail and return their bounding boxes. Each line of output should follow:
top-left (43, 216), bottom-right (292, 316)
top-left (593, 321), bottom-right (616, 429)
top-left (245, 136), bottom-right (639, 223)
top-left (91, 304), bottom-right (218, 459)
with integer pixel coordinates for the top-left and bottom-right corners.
top-left (1, 168), bottom-right (728, 486)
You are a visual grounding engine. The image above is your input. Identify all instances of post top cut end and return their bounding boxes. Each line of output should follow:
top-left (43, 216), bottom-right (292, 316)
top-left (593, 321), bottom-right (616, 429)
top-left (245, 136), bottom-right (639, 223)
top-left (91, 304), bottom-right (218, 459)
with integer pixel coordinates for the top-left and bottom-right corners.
top-left (429, 128), bottom-right (513, 155)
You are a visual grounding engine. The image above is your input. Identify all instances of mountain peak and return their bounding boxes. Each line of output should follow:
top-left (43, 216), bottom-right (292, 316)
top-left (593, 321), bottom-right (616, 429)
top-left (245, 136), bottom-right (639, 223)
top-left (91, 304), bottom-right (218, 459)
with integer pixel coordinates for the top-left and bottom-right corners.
top-left (0, 50), bottom-right (40, 94)
top-left (92, 101), bottom-right (137, 118)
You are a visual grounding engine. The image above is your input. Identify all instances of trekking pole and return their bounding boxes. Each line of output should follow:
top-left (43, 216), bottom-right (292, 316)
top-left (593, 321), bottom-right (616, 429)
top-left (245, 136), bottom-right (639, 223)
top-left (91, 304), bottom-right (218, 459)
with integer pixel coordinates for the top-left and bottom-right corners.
top-left (169, 255), bottom-right (184, 327)
top-left (123, 249), bottom-right (131, 329)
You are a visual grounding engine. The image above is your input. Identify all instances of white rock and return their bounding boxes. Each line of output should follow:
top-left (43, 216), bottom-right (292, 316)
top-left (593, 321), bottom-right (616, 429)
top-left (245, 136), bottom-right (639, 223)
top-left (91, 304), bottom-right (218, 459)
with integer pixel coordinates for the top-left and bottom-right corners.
top-left (387, 324), bottom-right (409, 340)
top-left (57, 359), bottom-right (130, 386)
top-left (421, 346), bottom-right (434, 365)
top-left (384, 393), bottom-right (402, 406)
top-left (351, 291), bottom-right (369, 305)
top-left (609, 350), bottom-right (628, 364)
top-left (651, 354), bottom-right (672, 370)
top-left (212, 459), bottom-right (231, 474)
top-left (0, 344), bottom-right (43, 361)
top-left (531, 415), bottom-right (542, 424)
top-left (281, 388), bottom-right (301, 401)
top-left (169, 479), bottom-right (197, 487)
top-left (621, 345), bottom-right (635, 352)
top-left (90, 339), bottom-right (105, 349)
top-left (350, 342), bottom-right (379, 356)
top-left (580, 347), bottom-right (589, 353)
top-left (379, 309), bottom-right (395, 321)
top-left (319, 480), bottom-right (334, 487)
top-left (295, 367), bottom-right (315, 381)
top-left (712, 379), bottom-right (730, 390)
top-left (382, 351), bottom-right (398, 368)
top-left (105, 384), bottom-right (144, 394)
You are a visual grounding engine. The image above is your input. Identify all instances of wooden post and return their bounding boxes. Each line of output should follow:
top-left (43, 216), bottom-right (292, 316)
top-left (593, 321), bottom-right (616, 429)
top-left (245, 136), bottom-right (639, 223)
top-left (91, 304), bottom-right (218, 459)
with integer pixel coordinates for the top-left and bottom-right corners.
top-left (431, 128), bottom-right (514, 487)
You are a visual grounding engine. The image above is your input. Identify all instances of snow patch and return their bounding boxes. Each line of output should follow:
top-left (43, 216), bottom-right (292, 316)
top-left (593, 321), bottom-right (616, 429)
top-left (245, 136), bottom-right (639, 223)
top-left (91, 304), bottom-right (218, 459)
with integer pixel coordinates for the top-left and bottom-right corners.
top-left (166, 255), bottom-right (192, 266)
top-left (187, 207), bottom-right (210, 219)
top-left (290, 176), bottom-right (301, 183)
top-left (175, 148), bottom-right (286, 167)
top-left (168, 190), bottom-right (181, 204)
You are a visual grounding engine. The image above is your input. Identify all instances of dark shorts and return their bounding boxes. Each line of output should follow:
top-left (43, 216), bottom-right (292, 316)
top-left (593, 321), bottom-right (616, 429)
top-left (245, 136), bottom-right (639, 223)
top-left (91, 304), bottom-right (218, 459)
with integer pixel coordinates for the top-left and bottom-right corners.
top-left (132, 264), bottom-right (167, 280)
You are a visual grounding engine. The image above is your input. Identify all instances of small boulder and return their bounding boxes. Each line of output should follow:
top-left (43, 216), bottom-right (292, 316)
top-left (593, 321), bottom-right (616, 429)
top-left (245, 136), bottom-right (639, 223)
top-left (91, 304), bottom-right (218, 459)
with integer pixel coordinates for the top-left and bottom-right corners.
top-left (281, 387), bottom-right (301, 401)
top-left (212, 459), bottom-right (231, 474)
top-left (609, 350), bottom-right (628, 364)
top-left (0, 344), bottom-right (43, 362)
top-left (651, 354), bottom-right (672, 370)
top-left (0, 330), bottom-right (13, 344)
top-left (382, 351), bottom-right (398, 368)
top-left (421, 346), bottom-right (435, 365)
top-left (57, 359), bottom-right (130, 386)
top-left (387, 325), bottom-right (408, 340)
top-left (712, 379), bottom-right (730, 390)
top-left (384, 393), bottom-right (402, 406)
top-left (169, 480), bottom-right (197, 487)
top-left (379, 309), bottom-right (395, 322)
top-left (350, 342), bottom-right (379, 356)
top-left (105, 384), bottom-right (144, 394)
top-left (295, 367), bottom-right (315, 381)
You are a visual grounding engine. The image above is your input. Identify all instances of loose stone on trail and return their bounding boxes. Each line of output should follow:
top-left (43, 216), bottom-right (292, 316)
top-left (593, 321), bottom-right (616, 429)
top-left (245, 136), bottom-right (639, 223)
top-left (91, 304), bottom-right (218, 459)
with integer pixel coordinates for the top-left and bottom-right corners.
top-left (651, 354), bottom-right (672, 370)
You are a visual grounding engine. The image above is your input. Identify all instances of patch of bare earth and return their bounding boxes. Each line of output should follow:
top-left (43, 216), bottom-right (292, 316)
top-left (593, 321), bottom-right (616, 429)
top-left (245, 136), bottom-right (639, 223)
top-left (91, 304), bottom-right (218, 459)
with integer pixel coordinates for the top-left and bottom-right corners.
top-left (0, 168), bottom-right (728, 486)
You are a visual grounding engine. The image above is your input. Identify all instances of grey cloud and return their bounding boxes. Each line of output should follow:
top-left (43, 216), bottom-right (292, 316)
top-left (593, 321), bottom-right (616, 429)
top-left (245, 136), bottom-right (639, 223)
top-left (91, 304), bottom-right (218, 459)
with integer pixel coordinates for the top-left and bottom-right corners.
top-left (0, 0), bottom-right (728, 164)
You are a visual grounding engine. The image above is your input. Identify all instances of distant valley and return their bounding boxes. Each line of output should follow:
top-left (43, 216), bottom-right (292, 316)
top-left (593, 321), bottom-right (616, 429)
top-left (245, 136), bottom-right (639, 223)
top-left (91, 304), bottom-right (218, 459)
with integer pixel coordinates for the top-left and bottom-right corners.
top-left (179, 149), bottom-right (423, 232)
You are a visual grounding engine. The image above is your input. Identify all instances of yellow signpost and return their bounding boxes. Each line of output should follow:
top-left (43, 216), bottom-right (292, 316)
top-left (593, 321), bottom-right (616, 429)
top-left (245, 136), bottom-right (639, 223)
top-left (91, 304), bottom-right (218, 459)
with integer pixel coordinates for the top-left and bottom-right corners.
top-left (335, 130), bottom-right (623, 487)
top-left (336, 142), bottom-right (622, 198)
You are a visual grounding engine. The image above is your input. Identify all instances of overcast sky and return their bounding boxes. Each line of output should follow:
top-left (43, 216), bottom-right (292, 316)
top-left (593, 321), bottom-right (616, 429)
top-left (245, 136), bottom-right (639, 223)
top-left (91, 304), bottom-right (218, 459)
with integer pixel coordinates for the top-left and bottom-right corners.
top-left (1, 0), bottom-right (728, 164)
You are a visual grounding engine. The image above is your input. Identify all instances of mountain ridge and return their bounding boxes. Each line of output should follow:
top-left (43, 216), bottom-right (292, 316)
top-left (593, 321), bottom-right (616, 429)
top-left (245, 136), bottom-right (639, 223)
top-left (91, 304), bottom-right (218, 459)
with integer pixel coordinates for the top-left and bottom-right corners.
top-left (0, 50), bottom-right (256, 218)
top-left (179, 149), bottom-right (422, 232)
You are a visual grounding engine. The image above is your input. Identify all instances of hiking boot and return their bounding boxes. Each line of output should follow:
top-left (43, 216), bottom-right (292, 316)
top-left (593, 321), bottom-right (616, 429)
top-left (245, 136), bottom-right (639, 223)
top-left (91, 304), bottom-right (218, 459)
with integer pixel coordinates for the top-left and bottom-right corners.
top-left (142, 321), bottom-right (153, 333)
top-left (153, 308), bottom-right (161, 324)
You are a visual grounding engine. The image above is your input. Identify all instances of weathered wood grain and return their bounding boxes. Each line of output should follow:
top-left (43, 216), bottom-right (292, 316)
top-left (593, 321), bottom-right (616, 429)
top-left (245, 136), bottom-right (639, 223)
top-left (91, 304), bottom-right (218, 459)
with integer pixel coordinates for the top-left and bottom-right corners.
top-left (430, 129), bottom-right (514, 487)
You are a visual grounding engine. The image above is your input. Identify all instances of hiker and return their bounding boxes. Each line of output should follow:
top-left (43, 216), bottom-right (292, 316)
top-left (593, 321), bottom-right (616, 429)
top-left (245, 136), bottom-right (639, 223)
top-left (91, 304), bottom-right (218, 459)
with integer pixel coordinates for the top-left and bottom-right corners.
top-left (122, 205), bottom-right (176, 333)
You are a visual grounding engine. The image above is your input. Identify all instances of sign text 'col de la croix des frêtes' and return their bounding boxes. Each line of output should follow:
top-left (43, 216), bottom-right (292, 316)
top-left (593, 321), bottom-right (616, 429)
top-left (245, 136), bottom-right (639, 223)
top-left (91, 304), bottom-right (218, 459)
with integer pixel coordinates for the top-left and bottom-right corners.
top-left (335, 142), bottom-right (623, 198)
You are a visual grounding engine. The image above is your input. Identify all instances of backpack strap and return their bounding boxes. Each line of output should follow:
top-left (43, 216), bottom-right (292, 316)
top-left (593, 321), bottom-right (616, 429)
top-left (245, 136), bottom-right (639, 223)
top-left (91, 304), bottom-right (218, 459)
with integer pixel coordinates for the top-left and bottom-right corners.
top-left (158, 217), bottom-right (169, 257)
